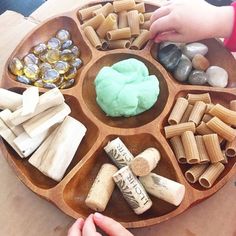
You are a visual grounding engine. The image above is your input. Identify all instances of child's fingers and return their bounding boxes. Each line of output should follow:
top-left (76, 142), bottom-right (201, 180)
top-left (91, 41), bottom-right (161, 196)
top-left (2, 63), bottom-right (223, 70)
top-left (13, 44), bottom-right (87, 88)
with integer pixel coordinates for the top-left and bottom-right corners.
top-left (82, 214), bottom-right (102, 236)
top-left (150, 15), bottom-right (174, 39)
top-left (150, 6), bottom-right (171, 24)
top-left (67, 218), bottom-right (84, 236)
top-left (154, 31), bottom-right (182, 43)
top-left (93, 213), bottom-right (133, 236)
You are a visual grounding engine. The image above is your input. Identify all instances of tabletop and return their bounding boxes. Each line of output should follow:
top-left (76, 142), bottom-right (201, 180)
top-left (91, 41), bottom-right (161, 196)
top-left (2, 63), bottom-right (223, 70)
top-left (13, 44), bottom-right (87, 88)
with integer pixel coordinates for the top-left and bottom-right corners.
top-left (0, 1), bottom-right (236, 236)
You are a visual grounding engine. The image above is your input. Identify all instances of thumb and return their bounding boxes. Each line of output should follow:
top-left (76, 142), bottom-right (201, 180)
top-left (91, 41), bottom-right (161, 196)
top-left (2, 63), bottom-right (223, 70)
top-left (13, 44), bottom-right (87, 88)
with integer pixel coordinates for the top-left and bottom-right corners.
top-left (93, 213), bottom-right (133, 236)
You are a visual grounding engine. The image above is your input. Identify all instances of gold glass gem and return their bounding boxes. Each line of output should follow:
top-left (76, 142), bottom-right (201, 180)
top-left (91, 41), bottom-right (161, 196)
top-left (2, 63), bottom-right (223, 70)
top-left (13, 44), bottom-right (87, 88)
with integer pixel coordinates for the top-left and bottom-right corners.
top-left (46, 49), bottom-right (60, 64)
top-left (61, 40), bottom-right (73, 50)
top-left (8, 57), bottom-right (24, 76)
top-left (64, 66), bottom-right (77, 80)
top-left (71, 58), bottom-right (83, 69)
top-left (24, 53), bottom-right (39, 65)
top-left (54, 61), bottom-right (70, 74)
top-left (60, 49), bottom-right (75, 62)
top-left (59, 79), bottom-right (75, 89)
top-left (71, 45), bottom-right (80, 57)
top-left (56, 29), bottom-right (70, 42)
top-left (33, 43), bottom-right (47, 55)
top-left (47, 37), bottom-right (61, 50)
top-left (34, 79), bottom-right (44, 88)
top-left (24, 64), bottom-right (39, 79)
top-left (42, 69), bottom-right (60, 83)
top-left (16, 75), bottom-right (31, 85)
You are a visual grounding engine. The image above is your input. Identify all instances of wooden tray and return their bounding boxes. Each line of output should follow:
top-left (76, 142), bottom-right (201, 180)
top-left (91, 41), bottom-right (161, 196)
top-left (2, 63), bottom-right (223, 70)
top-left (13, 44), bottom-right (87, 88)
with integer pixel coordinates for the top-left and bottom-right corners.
top-left (1, 0), bottom-right (236, 229)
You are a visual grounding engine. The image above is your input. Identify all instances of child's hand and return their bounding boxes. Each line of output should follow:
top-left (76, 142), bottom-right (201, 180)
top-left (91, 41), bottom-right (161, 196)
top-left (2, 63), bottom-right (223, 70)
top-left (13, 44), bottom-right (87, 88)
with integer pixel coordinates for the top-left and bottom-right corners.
top-left (68, 213), bottom-right (133, 236)
top-left (150, 0), bottom-right (234, 43)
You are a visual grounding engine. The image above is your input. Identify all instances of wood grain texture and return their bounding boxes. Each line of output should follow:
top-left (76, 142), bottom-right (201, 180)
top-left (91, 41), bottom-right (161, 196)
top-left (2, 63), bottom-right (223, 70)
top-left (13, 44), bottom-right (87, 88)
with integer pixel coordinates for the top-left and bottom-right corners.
top-left (0, 0), bottom-right (236, 235)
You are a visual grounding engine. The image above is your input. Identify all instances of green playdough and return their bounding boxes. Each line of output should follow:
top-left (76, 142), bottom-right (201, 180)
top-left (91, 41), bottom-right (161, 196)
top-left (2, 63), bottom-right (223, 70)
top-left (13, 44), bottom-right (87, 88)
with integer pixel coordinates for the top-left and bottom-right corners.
top-left (94, 58), bottom-right (160, 117)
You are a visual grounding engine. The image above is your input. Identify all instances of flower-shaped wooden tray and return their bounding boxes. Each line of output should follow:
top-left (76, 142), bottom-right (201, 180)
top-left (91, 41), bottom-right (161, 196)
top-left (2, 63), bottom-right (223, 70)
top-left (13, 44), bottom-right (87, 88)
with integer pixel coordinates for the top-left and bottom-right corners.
top-left (1, 0), bottom-right (236, 229)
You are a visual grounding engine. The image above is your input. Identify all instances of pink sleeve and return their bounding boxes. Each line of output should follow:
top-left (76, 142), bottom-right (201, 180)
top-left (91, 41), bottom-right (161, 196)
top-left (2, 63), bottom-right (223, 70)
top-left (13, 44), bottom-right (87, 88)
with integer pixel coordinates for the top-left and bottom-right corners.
top-left (224, 2), bottom-right (236, 52)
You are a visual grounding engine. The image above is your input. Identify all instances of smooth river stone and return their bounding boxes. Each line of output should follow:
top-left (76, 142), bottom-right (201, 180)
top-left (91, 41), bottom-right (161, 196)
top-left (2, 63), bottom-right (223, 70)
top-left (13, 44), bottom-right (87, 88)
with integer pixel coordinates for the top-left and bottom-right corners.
top-left (158, 44), bottom-right (182, 71)
top-left (173, 55), bottom-right (192, 82)
top-left (188, 70), bottom-right (208, 85)
top-left (192, 54), bottom-right (210, 71)
top-left (206, 66), bottom-right (228, 88)
top-left (182, 43), bottom-right (208, 59)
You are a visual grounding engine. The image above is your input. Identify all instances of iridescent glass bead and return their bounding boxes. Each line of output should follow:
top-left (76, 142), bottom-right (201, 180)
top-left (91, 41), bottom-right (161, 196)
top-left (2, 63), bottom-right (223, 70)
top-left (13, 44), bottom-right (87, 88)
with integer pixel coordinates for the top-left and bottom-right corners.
top-left (24, 53), bottom-right (39, 65)
top-left (56, 29), bottom-right (70, 42)
top-left (42, 69), bottom-right (60, 83)
top-left (47, 37), bottom-right (61, 50)
top-left (54, 61), bottom-right (70, 74)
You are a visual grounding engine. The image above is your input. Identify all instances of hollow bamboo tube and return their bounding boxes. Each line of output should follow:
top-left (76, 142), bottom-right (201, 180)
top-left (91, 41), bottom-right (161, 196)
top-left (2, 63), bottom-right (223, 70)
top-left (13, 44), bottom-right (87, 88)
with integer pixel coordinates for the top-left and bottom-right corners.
top-left (170, 136), bottom-right (187, 164)
top-left (195, 135), bottom-right (210, 163)
top-left (84, 26), bottom-right (102, 49)
top-left (206, 117), bottom-right (236, 142)
top-left (181, 131), bottom-right (200, 164)
top-left (130, 30), bottom-right (151, 50)
top-left (203, 134), bottom-right (224, 163)
top-left (185, 164), bottom-right (209, 183)
top-left (127, 10), bottom-right (140, 36)
top-left (113, 166), bottom-right (152, 215)
top-left (209, 104), bottom-right (236, 126)
top-left (107, 27), bottom-right (131, 40)
top-left (221, 151), bottom-right (228, 164)
top-left (225, 138), bottom-right (236, 157)
top-left (230, 100), bottom-right (236, 128)
top-left (199, 163), bottom-right (225, 188)
top-left (85, 163), bottom-right (118, 212)
top-left (139, 13), bottom-right (145, 24)
top-left (188, 101), bottom-right (206, 126)
top-left (108, 40), bottom-right (131, 49)
top-left (164, 122), bottom-right (196, 139)
top-left (92, 3), bottom-right (113, 17)
top-left (186, 93), bottom-right (211, 105)
top-left (139, 173), bottom-right (185, 206)
top-left (196, 121), bottom-right (214, 135)
top-left (81, 14), bottom-right (105, 30)
top-left (78, 4), bottom-right (102, 21)
top-left (130, 148), bottom-right (161, 176)
top-left (202, 114), bottom-right (213, 123)
top-left (118, 11), bottom-right (128, 28)
top-left (134, 2), bottom-right (145, 13)
top-left (113, 0), bottom-right (136, 12)
top-left (180, 104), bottom-right (193, 123)
top-left (205, 103), bottom-right (215, 113)
top-left (97, 14), bottom-right (117, 38)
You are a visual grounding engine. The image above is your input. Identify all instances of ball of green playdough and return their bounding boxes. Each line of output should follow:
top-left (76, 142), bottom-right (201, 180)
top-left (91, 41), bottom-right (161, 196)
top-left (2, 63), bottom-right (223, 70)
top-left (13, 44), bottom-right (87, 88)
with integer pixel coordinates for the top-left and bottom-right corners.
top-left (94, 58), bottom-right (160, 117)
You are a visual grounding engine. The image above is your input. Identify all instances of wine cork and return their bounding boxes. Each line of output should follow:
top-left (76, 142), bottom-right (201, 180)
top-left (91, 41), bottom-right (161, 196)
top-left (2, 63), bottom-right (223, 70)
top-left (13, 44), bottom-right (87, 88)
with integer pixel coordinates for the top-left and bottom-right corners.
top-left (113, 166), bottom-right (152, 214)
top-left (130, 148), bottom-right (161, 176)
top-left (139, 173), bottom-right (185, 206)
top-left (85, 164), bottom-right (118, 212)
top-left (104, 137), bottom-right (134, 168)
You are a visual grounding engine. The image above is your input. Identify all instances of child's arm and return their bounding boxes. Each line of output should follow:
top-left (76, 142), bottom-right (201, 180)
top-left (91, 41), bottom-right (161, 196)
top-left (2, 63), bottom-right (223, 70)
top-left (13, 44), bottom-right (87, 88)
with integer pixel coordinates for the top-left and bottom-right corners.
top-left (224, 1), bottom-right (236, 51)
top-left (150, 0), bottom-right (234, 44)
